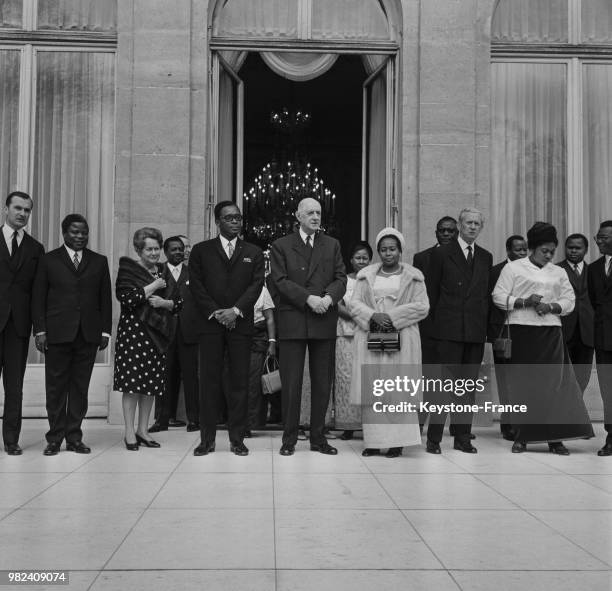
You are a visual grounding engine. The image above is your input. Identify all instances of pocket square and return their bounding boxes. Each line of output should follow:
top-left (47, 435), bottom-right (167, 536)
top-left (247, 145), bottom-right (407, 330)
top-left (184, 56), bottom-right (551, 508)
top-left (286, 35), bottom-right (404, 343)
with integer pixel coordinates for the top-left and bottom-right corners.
top-left (243, 257), bottom-right (252, 263)
top-left (185, 280), bottom-right (189, 285)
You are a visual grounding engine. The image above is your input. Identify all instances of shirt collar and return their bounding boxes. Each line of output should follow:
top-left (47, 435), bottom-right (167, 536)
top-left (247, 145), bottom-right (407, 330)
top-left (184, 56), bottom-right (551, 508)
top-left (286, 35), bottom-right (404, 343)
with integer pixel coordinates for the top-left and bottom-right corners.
top-left (167, 262), bottom-right (183, 274)
top-left (570, 260), bottom-right (584, 273)
top-left (299, 228), bottom-right (315, 245)
top-left (457, 236), bottom-right (474, 253)
top-left (64, 244), bottom-right (84, 260)
top-left (219, 235), bottom-right (237, 249)
top-left (2, 224), bottom-right (24, 241)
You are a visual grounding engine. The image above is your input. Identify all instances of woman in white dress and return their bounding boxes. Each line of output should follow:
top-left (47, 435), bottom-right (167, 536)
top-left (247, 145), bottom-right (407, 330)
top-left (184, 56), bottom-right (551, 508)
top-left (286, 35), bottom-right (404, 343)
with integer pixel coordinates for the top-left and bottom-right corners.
top-left (349, 228), bottom-right (429, 457)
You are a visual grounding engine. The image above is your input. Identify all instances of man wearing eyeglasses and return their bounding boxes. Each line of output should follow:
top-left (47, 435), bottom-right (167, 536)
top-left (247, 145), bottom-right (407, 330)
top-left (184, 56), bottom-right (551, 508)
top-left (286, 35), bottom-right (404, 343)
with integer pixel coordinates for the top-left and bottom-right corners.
top-left (189, 201), bottom-right (264, 457)
top-left (588, 220), bottom-right (612, 456)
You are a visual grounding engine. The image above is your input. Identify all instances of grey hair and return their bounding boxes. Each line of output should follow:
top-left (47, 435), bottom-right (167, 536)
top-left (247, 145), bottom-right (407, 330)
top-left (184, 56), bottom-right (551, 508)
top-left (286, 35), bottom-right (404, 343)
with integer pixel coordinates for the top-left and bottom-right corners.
top-left (458, 207), bottom-right (485, 226)
top-left (133, 227), bottom-right (163, 253)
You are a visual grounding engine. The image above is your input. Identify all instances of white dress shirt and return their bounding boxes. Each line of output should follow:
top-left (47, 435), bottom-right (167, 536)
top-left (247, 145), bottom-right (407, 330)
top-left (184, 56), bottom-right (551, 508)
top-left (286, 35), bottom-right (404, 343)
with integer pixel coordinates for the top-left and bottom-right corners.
top-left (457, 236), bottom-right (474, 260)
top-left (569, 260), bottom-right (584, 275)
top-left (2, 224), bottom-right (24, 254)
top-left (167, 262), bottom-right (183, 281)
top-left (219, 235), bottom-right (237, 259)
top-left (299, 228), bottom-right (315, 246)
top-left (492, 257), bottom-right (575, 326)
top-left (253, 286), bottom-right (275, 324)
top-left (64, 244), bottom-right (82, 266)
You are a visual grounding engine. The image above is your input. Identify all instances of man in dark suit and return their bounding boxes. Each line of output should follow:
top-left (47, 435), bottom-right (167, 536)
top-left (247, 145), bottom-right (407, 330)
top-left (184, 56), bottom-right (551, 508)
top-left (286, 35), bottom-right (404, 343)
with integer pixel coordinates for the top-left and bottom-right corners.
top-left (269, 197), bottom-right (346, 456)
top-left (32, 214), bottom-right (112, 455)
top-left (0, 191), bottom-right (44, 455)
top-left (424, 207), bottom-right (492, 454)
top-left (558, 233), bottom-right (594, 394)
top-left (150, 236), bottom-right (200, 433)
top-left (487, 234), bottom-right (527, 440)
top-left (189, 202), bottom-right (264, 456)
top-left (588, 220), bottom-right (612, 456)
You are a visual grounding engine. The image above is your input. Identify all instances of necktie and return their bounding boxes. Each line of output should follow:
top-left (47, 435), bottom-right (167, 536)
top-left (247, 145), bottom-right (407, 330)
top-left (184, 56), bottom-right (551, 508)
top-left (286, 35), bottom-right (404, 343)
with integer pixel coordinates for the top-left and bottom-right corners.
top-left (10, 231), bottom-right (18, 259)
top-left (173, 267), bottom-right (180, 280)
top-left (227, 241), bottom-right (234, 259)
top-left (306, 235), bottom-right (312, 248)
top-left (73, 252), bottom-right (79, 270)
top-left (573, 263), bottom-right (580, 276)
top-left (466, 244), bottom-right (473, 267)
top-left (607, 259), bottom-right (612, 278)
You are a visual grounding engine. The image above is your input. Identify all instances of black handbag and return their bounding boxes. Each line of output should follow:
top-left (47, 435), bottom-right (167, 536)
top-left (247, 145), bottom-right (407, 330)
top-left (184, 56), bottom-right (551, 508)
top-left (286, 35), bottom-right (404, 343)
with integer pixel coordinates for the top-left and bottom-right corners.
top-left (367, 320), bottom-right (401, 352)
top-left (492, 296), bottom-right (512, 359)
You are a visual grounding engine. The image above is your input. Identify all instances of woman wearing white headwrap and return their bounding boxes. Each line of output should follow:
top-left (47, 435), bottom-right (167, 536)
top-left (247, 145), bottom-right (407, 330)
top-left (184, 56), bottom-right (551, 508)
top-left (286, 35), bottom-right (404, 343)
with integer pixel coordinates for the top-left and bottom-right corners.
top-left (348, 228), bottom-right (429, 457)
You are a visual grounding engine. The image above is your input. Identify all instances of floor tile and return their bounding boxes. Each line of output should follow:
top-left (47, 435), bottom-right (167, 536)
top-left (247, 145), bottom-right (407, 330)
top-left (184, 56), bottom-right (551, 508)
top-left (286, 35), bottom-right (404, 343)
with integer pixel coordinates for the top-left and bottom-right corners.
top-left (404, 509), bottom-right (608, 570)
top-left (377, 474), bottom-right (514, 510)
top-left (75, 446), bottom-right (187, 473)
top-left (106, 509), bottom-right (274, 569)
top-left (0, 473), bottom-right (66, 508)
top-left (575, 474), bottom-right (612, 494)
top-left (444, 449), bottom-right (563, 474)
top-left (272, 447), bottom-right (369, 473)
top-left (451, 570), bottom-right (612, 591)
top-left (275, 509), bottom-right (441, 569)
top-left (362, 453), bottom-right (469, 474)
top-left (176, 450), bottom-right (273, 473)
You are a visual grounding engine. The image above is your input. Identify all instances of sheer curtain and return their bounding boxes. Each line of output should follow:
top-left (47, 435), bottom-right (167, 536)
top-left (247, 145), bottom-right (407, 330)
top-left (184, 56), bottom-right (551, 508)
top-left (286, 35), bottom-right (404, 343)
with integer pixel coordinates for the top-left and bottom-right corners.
top-left (491, 62), bottom-right (567, 262)
top-left (492, 0), bottom-right (568, 43)
top-left (0, 51), bottom-right (20, 200)
top-left (311, 0), bottom-right (389, 40)
top-left (37, 0), bottom-right (117, 31)
top-left (581, 0), bottom-right (612, 43)
top-left (583, 64), bottom-right (612, 246)
top-left (260, 52), bottom-right (338, 81)
top-left (0, 0), bottom-right (22, 28)
top-left (214, 0), bottom-right (299, 38)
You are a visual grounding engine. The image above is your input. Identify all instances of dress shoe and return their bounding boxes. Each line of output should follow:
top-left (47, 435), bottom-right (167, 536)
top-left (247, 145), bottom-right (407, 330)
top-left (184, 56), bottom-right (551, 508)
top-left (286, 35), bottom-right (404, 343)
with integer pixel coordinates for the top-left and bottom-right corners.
top-left (511, 441), bottom-right (526, 453)
top-left (148, 423), bottom-right (168, 433)
top-left (310, 442), bottom-right (338, 455)
top-left (385, 447), bottom-right (403, 458)
top-left (453, 439), bottom-right (477, 453)
top-left (297, 429), bottom-right (308, 441)
top-left (43, 442), bottom-right (61, 456)
top-left (339, 430), bottom-right (354, 441)
top-left (135, 434), bottom-right (161, 448)
top-left (597, 442), bottom-right (612, 457)
top-left (230, 442), bottom-right (249, 456)
top-left (279, 444), bottom-right (295, 456)
top-left (66, 441), bottom-right (91, 454)
top-left (193, 441), bottom-right (215, 456)
top-left (186, 422), bottom-right (200, 432)
top-left (361, 448), bottom-right (380, 457)
top-left (426, 440), bottom-right (441, 454)
top-left (548, 442), bottom-right (570, 455)
top-left (124, 438), bottom-right (139, 451)
top-left (4, 443), bottom-right (22, 456)
top-left (244, 430), bottom-right (253, 438)
top-left (449, 426), bottom-right (476, 440)
top-left (168, 418), bottom-right (186, 428)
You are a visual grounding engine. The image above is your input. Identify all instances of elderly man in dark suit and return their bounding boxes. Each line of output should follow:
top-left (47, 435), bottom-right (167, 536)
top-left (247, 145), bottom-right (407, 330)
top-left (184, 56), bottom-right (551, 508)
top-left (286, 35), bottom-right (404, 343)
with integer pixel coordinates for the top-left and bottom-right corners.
top-left (558, 233), bottom-right (594, 394)
top-left (487, 234), bottom-right (527, 440)
top-left (424, 207), bottom-right (493, 454)
top-left (588, 220), bottom-right (612, 456)
top-left (149, 236), bottom-right (200, 433)
top-left (269, 197), bottom-right (346, 456)
top-left (32, 214), bottom-right (112, 455)
top-left (189, 202), bottom-right (264, 456)
top-left (0, 191), bottom-right (44, 455)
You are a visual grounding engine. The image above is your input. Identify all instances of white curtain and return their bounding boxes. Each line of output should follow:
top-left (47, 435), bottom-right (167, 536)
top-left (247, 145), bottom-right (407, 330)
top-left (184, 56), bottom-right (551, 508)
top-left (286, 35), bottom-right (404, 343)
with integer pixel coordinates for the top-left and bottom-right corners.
top-left (581, 0), bottom-right (612, 43)
top-left (0, 50), bottom-right (20, 200)
top-left (37, 0), bottom-right (117, 31)
top-left (217, 64), bottom-right (237, 204)
top-left (0, 0), bottom-right (22, 28)
top-left (311, 0), bottom-right (389, 40)
top-left (491, 62), bottom-right (567, 262)
top-left (214, 0), bottom-right (299, 38)
top-left (260, 52), bottom-right (337, 81)
top-left (492, 0), bottom-right (568, 43)
top-left (583, 64), bottom-right (612, 245)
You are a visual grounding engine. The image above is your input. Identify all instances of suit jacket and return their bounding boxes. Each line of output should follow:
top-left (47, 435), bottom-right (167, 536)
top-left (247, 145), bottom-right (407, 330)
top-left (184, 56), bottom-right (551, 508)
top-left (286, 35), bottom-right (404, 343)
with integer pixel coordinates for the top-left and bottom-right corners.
top-left (165, 263), bottom-right (200, 344)
top-left (188, 237), bottom-right (264, 336)
top-left (558, 260), bottom-right (594, 348)
top-left (0, 232), bottom-right (44, 338)
top-left (425, 239), bottom-right (492, 343)
top-left (269, 231), bottom-right (346, 340)
top-left (487, 260), bottom-right (508, 342)
top-left (587, 256), bottom-right (612, 351)
top-left (413, 245), bottom-right (437, 339)
top-left (32, 246), bottom-right (112, 344)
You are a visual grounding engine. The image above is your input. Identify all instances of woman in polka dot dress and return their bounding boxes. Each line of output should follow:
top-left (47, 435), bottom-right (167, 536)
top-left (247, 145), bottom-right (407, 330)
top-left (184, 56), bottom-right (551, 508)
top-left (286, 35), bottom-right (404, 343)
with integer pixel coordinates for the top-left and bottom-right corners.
top-left (114, 227), bottom-right (180, 451)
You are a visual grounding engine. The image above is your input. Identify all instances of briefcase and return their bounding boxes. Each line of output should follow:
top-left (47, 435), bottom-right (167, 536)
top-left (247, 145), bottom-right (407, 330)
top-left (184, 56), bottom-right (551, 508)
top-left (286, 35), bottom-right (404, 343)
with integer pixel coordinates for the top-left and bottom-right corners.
top-left (261, 355), bottom-right (281, 395)
top-left (367, 330), bottom-right (401, 352)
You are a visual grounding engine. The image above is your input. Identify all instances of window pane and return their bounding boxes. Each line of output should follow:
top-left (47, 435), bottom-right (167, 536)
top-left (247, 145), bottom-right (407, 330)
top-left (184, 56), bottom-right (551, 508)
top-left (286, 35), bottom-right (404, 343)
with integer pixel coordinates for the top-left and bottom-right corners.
top-left (491, 62), bottom-right (567, 262)
top-left (0, 0), bottom-right (22, 29)
top-left (583, 64), bottom-right (612, 247)
top-left (492, 0), bottom-right (568, 43)
top-left (0, 50), bottom-right (20, 200)
top-left (312, 0), bottom-right (389, 41)
top-left (213, 0), bottom-right (298, 38)
top-left (581, 0), bottom-right (612, 43)
top-left (37, 0), bottom-right (117, 32)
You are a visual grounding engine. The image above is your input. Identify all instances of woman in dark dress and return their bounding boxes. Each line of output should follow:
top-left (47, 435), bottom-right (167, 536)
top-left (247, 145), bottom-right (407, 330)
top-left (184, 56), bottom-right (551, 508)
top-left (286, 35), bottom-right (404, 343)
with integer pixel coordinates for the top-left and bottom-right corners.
top-left (114, 227), bottom-right (180, 450)
top-left (492, 222), bottom-right (593, 454)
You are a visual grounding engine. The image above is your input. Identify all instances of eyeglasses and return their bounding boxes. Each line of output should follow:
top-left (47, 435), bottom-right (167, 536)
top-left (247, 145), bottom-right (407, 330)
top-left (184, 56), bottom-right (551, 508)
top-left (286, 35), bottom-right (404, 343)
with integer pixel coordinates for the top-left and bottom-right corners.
top-left (221, 214), bottom-right (243, 222)
top-left (594, 234), bottom-right (612, 242)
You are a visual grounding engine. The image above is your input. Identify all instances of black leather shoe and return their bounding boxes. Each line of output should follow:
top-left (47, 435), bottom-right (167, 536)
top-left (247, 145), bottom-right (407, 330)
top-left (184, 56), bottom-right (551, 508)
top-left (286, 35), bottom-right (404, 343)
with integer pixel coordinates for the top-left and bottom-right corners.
top-left (449, 426), bottom-right (476, 440)
top-left (511, 441), bottom-right (526, 453)
top-left (43, 442), bottom-right (61, 456)
top-left (124, 438), bottom-right (139, 451)
top-left (453, 439), bottom-right (477, 453)
top-left (66, 441), bottom-right (91, 454)
top-left (548, 442), bottom-right (570, 455)
top-left (186, 422), bottom-right (200, 432)
top-left (279, 444), bottom-right (295, 456)
top-left (362, 448), bottom-right (380, 457)
top-left (339, 430), bottom-right (354, 440)
top-left (310, 442), bottom-right (338, 455)
top-left (168, 418), bottom-right (186, 428)
top-left (597, 442), bottom-right (612, 457)
top-left (426, 440), bottom-right (441, 454)
top-left (4, 443), bottom-right (22, 455)
top-left (193, 441), bottom-right (215, 456)
top-left (230, 442), bottom-right (249, 456)
top-left (148, 423), bottom-right (168, 433)
top-left (385, 447), bottom-right (403, 458)
top-left (135, 434), bottom-right (160, 448)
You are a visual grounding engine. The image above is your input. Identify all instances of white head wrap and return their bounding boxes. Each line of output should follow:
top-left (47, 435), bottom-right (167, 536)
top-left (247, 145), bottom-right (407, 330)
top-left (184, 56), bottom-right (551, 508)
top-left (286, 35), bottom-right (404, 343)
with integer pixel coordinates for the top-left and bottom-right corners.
top-left (375, 227), bottom-right (405, 252)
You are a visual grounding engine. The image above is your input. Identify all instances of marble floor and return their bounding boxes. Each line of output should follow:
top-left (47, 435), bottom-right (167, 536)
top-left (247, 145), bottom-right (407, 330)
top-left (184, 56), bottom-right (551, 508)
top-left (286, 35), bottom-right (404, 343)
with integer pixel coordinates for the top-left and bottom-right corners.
top-left (1, 420), bottom-right (611, 591)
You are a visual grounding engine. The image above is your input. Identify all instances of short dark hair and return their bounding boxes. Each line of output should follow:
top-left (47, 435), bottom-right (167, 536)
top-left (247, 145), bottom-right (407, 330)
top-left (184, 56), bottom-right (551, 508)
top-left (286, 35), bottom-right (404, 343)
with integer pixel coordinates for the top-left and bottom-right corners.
top-left (436, 216), bottom-right (457, 229)
top-left (163, 236), bottom-right (185, 253)
top-left (565, 233), bottom-right (589, 250)
top-left (505, 234), bottom-right (525, 251)
top-left (214, 201), bottom-right (238, 220)
top-left (527, 222), bottom-right (558, 250)
top-left (377, 234), bottom-right (402, 253)
top-left (133, 227), bottom-right (163, 252)
top-left (6, 191), bottom-right (33, 207)
top-left (61, 213), bottom-right (88, 234)
top-left (600, 220), bottom-right (612, 230)
top-left (349, 240), bottom-right (373, 260)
